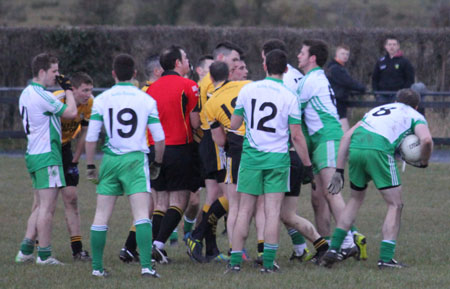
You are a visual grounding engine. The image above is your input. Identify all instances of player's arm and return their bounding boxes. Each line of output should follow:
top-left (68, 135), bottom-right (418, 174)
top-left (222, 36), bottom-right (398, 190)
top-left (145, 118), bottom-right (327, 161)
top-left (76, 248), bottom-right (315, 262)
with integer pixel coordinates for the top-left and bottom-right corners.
top-left (290, 124), bottom-right (312, 166)
top-left (56, 75), bottom-right (77, 119)
top-left (72, 126), bottom-right (87, 163)
top-left (85, 119), bottom-right (103, 183)
top-left (328, 121), bottom-right (361, 194)
top-left (190, 111), bottom-right (200, 129)
top-left (148, 119), bottom-right (165, 164)
top-left (414, 123), bottom-right (433, 167)
top-left (230, 115), bottom-right (243, 131)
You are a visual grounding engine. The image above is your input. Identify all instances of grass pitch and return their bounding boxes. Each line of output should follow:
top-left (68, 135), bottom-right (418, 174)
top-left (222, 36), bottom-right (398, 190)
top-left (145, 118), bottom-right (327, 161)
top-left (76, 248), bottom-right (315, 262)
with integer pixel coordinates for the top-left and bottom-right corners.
top-left (1, 156), bottom-right (449, 289)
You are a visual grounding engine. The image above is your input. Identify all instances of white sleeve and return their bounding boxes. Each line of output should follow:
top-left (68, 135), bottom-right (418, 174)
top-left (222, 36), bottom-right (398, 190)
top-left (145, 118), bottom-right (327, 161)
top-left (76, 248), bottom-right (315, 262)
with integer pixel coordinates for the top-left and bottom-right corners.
top-left (85, 119), bottom-right (103, 142)
top-left (148, 122), bottom-right (165, 142)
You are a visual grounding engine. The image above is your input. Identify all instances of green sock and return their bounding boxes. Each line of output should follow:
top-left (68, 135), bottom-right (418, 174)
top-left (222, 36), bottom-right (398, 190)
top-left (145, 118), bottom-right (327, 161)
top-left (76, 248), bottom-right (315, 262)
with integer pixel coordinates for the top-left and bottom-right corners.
top-left (230, 251), bottom-right (243, 266)
top-left (169, 228), bottom-right (178, 241)
top-left (350, 225), bottom-right (358, 233)
top-left (288, 229), bottom-right (306, 245)
top-left (90, 225), bottom-right (108, 271)
top-left (263, 243), bottom-right (278, 269)
top-left (135, 219), bottom-right (153, 269)
top-left (379, 240), bottom-right (396, 262)
top-left (183, 216), bottom-right (195, 234)
top-left (37, 246), bottom-right (51, 260)
top-left (330, 228), bottom-right (348, 251)
top-left (20, 238), bottom-right (35, 255)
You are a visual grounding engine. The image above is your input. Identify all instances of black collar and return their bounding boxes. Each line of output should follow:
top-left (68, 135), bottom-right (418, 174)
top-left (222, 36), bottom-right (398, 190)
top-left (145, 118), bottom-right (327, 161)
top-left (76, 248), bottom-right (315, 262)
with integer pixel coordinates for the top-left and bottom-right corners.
top-left (162, 70), bottom-right (180, 77)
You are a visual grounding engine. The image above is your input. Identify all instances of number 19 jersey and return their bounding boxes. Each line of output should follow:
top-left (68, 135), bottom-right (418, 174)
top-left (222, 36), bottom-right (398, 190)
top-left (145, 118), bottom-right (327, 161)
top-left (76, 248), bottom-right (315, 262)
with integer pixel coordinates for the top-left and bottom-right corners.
top-left (234, 77), bottom-right (302, 169)
top-left (87, 83), bottom-right (161, 155)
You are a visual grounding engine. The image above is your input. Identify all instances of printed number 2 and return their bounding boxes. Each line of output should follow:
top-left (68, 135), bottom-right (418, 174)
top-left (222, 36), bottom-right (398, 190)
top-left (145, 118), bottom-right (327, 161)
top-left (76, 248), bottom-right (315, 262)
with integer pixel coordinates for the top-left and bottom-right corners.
top-left (108, 108), bottom-right (138, 138)
top-left (250, 99), bottom-right (277, 133)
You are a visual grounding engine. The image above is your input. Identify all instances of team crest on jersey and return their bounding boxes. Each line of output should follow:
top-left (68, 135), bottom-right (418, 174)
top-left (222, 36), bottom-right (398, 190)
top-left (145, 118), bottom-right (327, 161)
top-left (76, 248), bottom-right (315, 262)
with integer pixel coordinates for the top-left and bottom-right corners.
top-left (395, 64), bottom-right (400, 69)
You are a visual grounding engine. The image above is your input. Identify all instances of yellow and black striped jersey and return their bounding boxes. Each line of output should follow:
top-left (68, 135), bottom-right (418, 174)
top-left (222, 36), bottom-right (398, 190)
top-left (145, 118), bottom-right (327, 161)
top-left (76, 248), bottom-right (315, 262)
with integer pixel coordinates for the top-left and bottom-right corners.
top-left (204, 80), bottom-right (251, 136)
top-left (54, 90), bottom-right (93, 145)
top-left (141, 80), bottom-right (153, 92)
top-left (198, 72), bottom-right (216, 130)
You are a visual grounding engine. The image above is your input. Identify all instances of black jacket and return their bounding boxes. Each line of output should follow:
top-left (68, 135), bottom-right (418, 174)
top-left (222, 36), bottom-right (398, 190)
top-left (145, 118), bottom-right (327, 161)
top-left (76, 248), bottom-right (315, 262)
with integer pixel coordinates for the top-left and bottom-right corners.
top-left (372, 52), bottom-right (415, 92)
top-left (326, 59), bottom-right (365, 100)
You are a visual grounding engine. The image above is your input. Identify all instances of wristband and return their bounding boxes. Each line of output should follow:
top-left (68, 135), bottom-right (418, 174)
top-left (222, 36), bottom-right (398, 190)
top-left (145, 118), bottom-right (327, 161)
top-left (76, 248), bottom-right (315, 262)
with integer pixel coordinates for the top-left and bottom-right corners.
top-left (336, 168), bottom-right (344, 174)
top-left (87, 164), bottom-right (96, 169)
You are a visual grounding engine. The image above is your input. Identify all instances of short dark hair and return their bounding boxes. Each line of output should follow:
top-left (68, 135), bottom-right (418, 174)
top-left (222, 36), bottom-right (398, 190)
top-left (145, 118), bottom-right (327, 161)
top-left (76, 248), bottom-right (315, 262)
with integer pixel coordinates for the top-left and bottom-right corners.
top-left (31, 53), bottom-right (58, 77)
top-left (71, 72), bottom-right (93, 88)
top-left (336, 44), bottom-right (350, 51)
top-left (159, 45), bottom-right (183, 71)
top-left (113, 54), bottom-right (135, 81)
top-left (196, 55), bottom-right (213, 69)
top-left (397, 88), bottom-right (420, 108)
top-left (303, 39), bottom-right (329, 67)
top-left (384, 35), bottom-right (399, 45)
top-left (265, 49), bottom-right (287, 75)
top-left (209, 61), bottom-right (229, 82)
top-left (144, 55), bottom-right (161, 77)
top-left (262, 39), bottom-right (287, 56)
top-left (213, 41), bottom-right (243, 59)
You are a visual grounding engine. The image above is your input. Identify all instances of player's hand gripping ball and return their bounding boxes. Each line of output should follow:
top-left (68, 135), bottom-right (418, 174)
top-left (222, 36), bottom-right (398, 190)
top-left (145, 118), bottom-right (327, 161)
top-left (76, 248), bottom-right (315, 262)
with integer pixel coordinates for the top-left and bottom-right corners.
top-left (400, 135), bottom-right (427, 168)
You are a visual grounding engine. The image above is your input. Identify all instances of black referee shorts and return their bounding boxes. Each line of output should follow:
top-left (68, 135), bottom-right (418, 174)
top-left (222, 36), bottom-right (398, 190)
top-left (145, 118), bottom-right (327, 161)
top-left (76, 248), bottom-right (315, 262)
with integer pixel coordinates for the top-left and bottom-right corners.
top-left (62, 143), bottom-right (79, 187)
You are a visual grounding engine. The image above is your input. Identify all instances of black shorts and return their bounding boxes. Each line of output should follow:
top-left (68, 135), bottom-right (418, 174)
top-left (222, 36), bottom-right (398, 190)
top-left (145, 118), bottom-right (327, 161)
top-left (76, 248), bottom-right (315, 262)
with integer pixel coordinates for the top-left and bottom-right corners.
top-left (285, 151), bottom-right (304, 197)
top-left (150, 144), bottom-right (201, 192)
top-left (62, 143), bottom-right (79, 187)
top-left (336, 99), bottom-right (348, 119)
top-left (225, 133), bottom-right (243, 185)
top-left (199, 129), bottom-right (226, 182)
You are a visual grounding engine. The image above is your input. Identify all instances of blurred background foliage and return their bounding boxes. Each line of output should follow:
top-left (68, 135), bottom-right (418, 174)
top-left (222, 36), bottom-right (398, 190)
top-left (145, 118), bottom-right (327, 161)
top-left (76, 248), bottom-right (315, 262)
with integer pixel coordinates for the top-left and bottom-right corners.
top-left (0, 0), bottom-right (449, 28)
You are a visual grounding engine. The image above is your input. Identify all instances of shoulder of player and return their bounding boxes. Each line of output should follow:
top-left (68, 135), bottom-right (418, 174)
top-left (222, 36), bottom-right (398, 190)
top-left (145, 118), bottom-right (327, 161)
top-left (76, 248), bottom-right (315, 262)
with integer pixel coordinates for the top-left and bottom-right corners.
top-left (286, 64), bottom-right (303, 77)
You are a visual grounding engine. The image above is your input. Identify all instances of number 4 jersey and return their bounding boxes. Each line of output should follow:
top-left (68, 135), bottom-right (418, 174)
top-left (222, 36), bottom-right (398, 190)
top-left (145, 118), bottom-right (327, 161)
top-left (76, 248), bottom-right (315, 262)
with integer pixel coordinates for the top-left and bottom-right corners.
top-left (296, 67), bottom-right (343, 144)
top-left (19, 82), bottom-right (67, 173)
top-left (350, 102), bottom-right (427, 155)
top-left (86, 83), bottom-right (164, 155)
top-left (234, 77), bottom-right (302, 169)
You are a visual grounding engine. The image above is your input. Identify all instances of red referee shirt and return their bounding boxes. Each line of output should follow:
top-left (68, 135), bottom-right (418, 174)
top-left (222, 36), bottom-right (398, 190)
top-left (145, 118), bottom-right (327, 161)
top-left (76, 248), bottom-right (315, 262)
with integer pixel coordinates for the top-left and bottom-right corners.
top-left (147, 71), bottom-right (199, 145)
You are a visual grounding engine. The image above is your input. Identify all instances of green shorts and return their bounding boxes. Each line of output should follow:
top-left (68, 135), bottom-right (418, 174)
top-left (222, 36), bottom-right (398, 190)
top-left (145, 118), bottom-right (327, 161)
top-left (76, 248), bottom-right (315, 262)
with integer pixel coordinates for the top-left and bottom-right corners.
top-left (236, 166), bottom-right (289, 196)
top-left (97, 152), bottom-right (150, 196)
top-left (349, 148), bottom-right (401, 190)
top-left (310, 140), bottom-right (339, 174)
top-left (30, 165), bottom-right (66, 189)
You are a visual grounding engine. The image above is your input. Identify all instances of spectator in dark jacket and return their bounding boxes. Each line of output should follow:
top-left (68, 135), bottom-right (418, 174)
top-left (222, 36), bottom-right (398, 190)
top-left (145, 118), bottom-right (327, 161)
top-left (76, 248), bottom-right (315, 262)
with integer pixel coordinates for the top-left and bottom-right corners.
top-left (327, 45), bottom-right (365, 132)
top-left (372, 36), bottom-right (415, 104)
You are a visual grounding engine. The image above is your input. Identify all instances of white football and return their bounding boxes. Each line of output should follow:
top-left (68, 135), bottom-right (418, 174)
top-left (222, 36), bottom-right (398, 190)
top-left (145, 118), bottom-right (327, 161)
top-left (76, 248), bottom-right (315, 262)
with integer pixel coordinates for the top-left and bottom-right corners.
top-left (400, 134), bottom-right (421, 162)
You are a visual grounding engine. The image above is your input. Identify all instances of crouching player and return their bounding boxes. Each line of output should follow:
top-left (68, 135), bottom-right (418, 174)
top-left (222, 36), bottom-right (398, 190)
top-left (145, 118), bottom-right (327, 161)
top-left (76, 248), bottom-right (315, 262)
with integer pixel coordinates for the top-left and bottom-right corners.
top-left (322, 88), bottom-right (433, 269)
top-left (85, 54), bottom-right (165, 278)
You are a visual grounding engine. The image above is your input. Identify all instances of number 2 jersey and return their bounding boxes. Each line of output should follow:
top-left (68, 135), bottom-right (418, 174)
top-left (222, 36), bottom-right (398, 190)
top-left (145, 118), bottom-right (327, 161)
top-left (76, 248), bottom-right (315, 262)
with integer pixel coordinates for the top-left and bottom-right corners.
top-left (350, 102), bottom-right (427, 155)
top-left (234, 77), bottom-right (302, 169)
top-left (296, 67), bottom-right (343, 144)
top-left (19, 82), bottom-right (67, 172)
top-left (86, 83), bottom-right (164, 155)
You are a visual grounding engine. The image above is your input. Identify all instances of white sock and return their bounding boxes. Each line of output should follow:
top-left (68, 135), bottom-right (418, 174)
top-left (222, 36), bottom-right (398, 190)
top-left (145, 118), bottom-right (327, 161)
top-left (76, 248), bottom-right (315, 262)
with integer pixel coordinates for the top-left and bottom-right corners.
top-left (293, 243), bottom-right (307, 255)
top-left (153, 240), bottom-right (165, 250)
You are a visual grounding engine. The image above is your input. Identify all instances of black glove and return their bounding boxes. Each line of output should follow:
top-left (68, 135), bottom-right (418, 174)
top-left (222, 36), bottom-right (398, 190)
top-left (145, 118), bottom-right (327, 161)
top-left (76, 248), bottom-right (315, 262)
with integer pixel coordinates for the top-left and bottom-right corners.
top-left (302, 165), bottom-right (316, 191)
top-left (86, 164), bottom-right (98, 184)
top-left (328, 168), bottom-right (344, 195)
top-left (55, 74), bottom-right (73, 91)
top-left (149, 161), bottom-right (162, 180)
top-left (67, 162), bottom-right (79, 177)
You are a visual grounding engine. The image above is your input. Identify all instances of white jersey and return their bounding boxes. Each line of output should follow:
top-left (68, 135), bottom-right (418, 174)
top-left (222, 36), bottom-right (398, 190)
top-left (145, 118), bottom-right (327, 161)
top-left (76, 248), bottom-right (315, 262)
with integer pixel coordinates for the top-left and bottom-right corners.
top-left (233, 77), bottom-right (302, 169)
top-left (86, 83), bottom-right (164, 155)
top-left (350, 102), bottom-right (427, 154)
top-left (296, 67), bottom-right (343, 144)
top-left (19, 83), bottom-right (67, 173)
top-left (283, 64), bottom-right (303, 93)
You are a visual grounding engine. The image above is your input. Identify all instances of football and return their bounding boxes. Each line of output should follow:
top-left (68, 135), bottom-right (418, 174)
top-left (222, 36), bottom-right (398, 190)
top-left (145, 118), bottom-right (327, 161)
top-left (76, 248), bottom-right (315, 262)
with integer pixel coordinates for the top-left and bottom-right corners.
top-left (400, 134), bottom-right (421, 162)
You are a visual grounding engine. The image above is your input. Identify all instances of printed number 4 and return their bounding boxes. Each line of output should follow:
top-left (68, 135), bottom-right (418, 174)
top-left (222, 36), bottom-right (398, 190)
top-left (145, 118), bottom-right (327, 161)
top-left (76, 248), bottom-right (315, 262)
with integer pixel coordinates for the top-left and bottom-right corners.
top-left (250, 99), bottom-right (277, 133)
